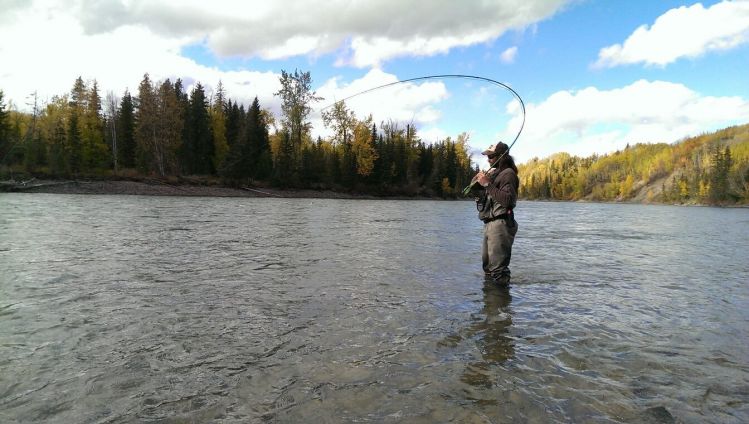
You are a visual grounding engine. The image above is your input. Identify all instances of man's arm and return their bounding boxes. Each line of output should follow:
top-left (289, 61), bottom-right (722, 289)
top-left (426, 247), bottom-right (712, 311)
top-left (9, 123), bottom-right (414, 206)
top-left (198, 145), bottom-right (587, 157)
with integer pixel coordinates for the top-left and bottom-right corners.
top-left (485, 170), bottom-right (517, 209)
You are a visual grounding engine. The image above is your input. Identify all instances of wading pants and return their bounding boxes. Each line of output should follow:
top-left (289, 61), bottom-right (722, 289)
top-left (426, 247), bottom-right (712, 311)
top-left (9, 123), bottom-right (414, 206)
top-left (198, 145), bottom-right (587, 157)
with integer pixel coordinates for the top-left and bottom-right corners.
top-left (482, 218), bottom-right (518, 280)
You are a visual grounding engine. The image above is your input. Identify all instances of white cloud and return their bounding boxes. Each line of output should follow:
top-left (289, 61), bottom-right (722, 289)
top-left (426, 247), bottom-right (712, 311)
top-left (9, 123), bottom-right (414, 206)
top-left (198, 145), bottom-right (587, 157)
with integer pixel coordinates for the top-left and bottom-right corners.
top-left (506, 79), bottom-right (749, 163)
top-left (418, 127), bottom-right (450, 143)
top-left (0, 0), bottom-right (572, 110)
top-left (308, 69), bottom-right (452, 142)
top-left (500, 46), bottom-right (518, 64)
top-left (0, 3), bottom-right (282, 112)
top-left (595, 1), bottom-right (749, 68)
top-left (314, 69), bottom-right (449, 127)
top-left (4, 0), bottom-right (570, 68)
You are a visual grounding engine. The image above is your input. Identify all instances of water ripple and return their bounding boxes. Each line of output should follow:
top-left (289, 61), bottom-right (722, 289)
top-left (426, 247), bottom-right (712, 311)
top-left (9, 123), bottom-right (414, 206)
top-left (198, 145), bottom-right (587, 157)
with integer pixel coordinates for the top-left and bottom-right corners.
top-left (0, 195), bottom-right (747, 423)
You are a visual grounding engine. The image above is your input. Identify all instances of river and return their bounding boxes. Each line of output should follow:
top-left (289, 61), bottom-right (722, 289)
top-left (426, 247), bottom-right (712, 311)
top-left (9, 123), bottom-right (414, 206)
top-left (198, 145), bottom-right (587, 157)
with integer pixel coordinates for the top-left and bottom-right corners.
top-left (1, 194), bottom-right (747, 423)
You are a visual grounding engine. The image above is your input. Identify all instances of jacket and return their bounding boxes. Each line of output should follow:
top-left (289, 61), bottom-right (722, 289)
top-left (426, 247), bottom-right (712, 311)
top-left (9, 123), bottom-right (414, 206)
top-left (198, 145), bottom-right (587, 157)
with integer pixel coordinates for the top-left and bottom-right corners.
top-left (477, 167), bottom-right (518, 222)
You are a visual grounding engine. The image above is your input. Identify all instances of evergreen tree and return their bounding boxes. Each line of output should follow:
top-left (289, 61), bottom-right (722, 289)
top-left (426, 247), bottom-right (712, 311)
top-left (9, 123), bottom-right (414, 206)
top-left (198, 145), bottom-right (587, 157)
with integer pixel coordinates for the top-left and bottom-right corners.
top-left (445, 140), bottom-right (458, 187)
top-left (81, 80), bottom-right (108, 169)
top-left (49, 118), bottom-right (67, 174)
top-left (67, 111), bottom-right (82, 174)
top-left (117, 91), bottom-right (136, 168)
top-left (19, 92), bottom-right (43, 173)
top-left (210, 80), bottom-right (229, 171)
top-left (70, 77), bottom-right (87, 110)
top-left (183, 83), bottom-right (214, 175)
top-left (274, 131), bottom-right (294, 187)
top-left (224, 100), bottom-right (243, 149)
top-left (247, 97), bottom-right (271, 180)
top-left (174, 78), bottom-right (190, 172)
top-left (134, 74), bottom-right (157, 172)
top-left (417, 142), bottom-right (433, 185)
top-left (709, 145), bottom-right (731, 203)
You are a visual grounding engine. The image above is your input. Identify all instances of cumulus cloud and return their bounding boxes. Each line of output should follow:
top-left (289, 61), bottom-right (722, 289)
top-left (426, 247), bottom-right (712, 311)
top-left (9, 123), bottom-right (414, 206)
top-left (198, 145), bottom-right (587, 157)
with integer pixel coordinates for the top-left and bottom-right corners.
top-left (310, 69), bottom-right (450, 139)
top-left (595, 1), bottom-right (749, 68)
top-left (506, 79), bottom-right (749, 162)
top-left (10, 0), bottom-right (570, 68)
top-left (0, 2), bottom-right (282, 112)
top-left (500, 46), bottom-right (518, 64)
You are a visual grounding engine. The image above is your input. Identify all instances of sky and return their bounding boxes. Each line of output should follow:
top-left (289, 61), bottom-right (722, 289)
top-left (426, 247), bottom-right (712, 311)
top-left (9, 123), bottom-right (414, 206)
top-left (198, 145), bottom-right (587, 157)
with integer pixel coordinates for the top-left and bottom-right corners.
top-left (1, 0), bottom-right (748, 166)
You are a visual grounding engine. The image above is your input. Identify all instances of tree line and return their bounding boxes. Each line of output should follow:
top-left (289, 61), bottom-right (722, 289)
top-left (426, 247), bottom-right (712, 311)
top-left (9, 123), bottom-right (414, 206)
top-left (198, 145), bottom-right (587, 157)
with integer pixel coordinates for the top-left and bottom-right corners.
top-left (0, 70), bottom-right (474, 197)
top-left (518, 124), bottom-right (749, 205)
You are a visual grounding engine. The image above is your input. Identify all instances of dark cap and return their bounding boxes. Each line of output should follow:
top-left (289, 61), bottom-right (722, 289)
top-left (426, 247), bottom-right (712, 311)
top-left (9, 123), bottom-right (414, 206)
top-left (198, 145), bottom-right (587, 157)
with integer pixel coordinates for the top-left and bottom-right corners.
top-left (481, 141), bottom-right (509, 156)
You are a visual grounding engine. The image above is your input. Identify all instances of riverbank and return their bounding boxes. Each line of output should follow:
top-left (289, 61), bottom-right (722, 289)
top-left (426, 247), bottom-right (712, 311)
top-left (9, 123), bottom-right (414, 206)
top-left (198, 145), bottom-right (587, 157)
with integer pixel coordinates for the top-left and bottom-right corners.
top-left (0, 178), bottom-right (398, 199)
top-left (3, 178), bottom-right (746, 206)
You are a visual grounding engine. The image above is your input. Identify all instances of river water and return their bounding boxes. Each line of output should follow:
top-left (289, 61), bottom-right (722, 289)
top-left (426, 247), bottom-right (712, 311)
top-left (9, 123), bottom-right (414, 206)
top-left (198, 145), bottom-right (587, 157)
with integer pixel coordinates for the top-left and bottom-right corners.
top-left (1, 194), bottom-right (747, 423)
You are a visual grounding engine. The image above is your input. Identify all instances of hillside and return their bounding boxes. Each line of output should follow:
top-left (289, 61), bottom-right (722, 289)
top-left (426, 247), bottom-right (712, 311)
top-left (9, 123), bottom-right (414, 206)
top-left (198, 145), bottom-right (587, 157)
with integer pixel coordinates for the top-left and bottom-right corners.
top-left (517, 124), bottom-right (749, 206)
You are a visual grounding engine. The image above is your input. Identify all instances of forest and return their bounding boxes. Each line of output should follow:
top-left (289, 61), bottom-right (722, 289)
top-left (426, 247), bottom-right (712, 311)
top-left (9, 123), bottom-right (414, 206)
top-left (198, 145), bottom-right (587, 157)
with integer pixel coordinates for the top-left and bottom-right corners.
top-left (0, 70), bottom-right (474, 198)
top-left (1, 71), bottom-right (747, 204)
top-left (518, 124), bottom-right (749, 205)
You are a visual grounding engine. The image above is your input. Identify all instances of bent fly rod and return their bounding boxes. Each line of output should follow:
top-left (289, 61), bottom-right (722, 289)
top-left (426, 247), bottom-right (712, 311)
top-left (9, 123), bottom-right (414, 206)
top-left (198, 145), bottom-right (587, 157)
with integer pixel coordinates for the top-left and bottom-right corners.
top-left (318, 74), bottom-right (526, 195)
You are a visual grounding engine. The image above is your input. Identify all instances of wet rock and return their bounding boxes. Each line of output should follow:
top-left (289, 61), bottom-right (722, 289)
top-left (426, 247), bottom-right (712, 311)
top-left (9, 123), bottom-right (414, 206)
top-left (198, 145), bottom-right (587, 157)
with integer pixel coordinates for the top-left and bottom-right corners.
top-left (643, 406), bottom-right (675, 423)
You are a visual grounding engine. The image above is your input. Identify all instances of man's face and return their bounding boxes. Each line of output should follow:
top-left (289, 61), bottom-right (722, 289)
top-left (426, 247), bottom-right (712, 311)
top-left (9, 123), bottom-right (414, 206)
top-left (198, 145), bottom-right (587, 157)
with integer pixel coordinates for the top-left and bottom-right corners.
top-left (488, 154), bottom-right (499, 166)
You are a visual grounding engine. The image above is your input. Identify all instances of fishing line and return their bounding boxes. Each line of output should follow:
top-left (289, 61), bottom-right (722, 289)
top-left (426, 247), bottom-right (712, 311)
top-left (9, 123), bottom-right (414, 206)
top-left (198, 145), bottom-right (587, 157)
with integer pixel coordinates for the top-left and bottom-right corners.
top-left (319, 74), bottom-right (526, 154)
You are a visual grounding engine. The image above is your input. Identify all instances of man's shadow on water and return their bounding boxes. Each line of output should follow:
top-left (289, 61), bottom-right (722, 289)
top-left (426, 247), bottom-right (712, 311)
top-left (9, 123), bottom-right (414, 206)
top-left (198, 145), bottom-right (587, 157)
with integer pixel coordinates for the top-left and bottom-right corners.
top-left (439, 280), bottom-right (515, 388)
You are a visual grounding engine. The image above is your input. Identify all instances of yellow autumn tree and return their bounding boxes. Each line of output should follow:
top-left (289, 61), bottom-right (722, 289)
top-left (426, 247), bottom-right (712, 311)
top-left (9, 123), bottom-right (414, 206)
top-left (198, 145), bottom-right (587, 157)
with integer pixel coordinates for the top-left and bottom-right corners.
top-left (619, 174), bottom-right (634, 199)
top-left (352, 115), bottom-right (378, 177)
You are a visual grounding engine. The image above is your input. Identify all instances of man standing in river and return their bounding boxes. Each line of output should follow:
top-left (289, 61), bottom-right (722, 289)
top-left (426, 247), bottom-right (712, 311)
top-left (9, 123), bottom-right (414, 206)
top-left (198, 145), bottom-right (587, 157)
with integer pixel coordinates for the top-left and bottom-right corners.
top-left (474, 142), bottom-right (519, 287)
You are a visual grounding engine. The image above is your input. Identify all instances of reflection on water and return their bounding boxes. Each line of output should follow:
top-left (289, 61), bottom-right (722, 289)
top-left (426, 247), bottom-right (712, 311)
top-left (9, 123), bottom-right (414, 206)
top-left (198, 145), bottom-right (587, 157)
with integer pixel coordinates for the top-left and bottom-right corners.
top-left (460, 283), bottom-right (514, 388)
top-left (1, 194), bottom-right (748, 423)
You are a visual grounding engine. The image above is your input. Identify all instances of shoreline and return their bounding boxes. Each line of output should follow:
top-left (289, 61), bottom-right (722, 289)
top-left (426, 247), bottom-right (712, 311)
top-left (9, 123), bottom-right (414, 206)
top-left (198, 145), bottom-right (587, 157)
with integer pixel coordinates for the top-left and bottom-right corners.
top-left (2, 178), bottom-right (746, 207)
top-left (0, 178), bottom-right (428, 200)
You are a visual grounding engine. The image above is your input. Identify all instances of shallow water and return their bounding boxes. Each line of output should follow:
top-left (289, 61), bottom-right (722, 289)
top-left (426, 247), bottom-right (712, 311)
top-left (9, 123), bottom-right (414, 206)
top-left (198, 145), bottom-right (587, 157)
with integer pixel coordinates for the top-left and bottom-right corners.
top-left (1, 194), bottom-right (747, 423)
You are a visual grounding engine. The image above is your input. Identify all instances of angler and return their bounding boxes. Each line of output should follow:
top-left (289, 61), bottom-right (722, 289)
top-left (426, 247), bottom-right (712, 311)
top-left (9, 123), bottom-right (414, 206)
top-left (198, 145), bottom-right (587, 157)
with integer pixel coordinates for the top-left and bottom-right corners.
top-left (471, 142), bottom-right (519, 287)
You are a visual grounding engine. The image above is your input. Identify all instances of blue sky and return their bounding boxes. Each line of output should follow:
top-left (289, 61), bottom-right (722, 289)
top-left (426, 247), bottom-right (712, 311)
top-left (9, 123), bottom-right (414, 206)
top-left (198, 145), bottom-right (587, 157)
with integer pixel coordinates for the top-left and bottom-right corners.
top-left (1, 0), bottom-right (747, 165)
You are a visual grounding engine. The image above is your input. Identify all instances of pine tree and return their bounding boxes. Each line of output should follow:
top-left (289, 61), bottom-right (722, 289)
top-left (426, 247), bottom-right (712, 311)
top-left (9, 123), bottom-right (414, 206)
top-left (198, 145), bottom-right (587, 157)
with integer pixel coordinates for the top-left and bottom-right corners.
top-left (174, 78), bottom-right (190, 173)
top-left (274, 131), bottom-right (294, 187)
top-left (49, 118), bottom-right (67, 174)
top-left (81, 80), bottom-right (108, 169)
top-left (67, 111), bottom-right (82, 174)
top-left (135, 74), bottom-right (157, 172)
top-left (224, 100), bottom-right (243, 149)
top-left (210, 80), bottom-right (229, 172)
top-left (248, 97), bottom-right (271, 180)
top-left (70, 77), bottom-right (87, 110)
top-left (183, 83), bottom-right (214, 175)
top-left (117, 91), bottom-right (136, 168)
top-left (708, 145), bottom-right (731, 203)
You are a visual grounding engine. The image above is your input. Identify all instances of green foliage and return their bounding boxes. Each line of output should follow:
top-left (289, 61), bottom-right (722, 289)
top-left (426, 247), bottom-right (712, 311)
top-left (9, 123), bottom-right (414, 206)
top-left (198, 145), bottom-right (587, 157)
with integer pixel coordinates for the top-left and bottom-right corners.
top-left (0, 90), bottom-right (10, 163)
top-left (183, 83), bottom-right (214, 175)
top-left (67, 111), bottom-right (82, 174)
top-left (220, 97), bottom-right (271, 183)
top-left (519, 124), bottom-right (749, 205)
top-left (117, 91), bottom-right (136, 168)
top-left (210, 80), bottom-right (229, 171)
top-left (275, 69), bottom-right (323, 174)
top-left (47, 71), bottom-right (749, 201)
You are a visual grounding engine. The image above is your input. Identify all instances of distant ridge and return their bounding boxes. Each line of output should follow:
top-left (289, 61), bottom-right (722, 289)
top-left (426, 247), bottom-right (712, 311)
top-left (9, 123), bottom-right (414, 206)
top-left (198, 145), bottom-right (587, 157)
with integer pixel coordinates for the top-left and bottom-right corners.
top-left (518, 123), bottom-right (749, 206)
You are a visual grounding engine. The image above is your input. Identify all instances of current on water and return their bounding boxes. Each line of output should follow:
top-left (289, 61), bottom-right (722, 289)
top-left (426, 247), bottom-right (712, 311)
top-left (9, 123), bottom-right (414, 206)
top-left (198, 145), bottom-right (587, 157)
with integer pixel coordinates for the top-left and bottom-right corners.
top-left (0, 193), bottom-right (747, 423)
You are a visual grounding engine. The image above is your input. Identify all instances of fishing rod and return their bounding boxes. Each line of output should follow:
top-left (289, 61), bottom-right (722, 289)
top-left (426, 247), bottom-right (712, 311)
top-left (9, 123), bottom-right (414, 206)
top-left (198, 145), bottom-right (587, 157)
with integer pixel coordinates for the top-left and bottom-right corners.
top-left (318, 74), bottom-right (526, 195)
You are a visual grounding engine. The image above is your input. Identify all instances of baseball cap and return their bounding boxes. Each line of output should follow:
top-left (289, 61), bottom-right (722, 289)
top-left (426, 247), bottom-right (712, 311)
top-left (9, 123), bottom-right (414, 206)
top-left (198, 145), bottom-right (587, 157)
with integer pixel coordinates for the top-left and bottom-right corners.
top-left (481, 142), bottom-right (509, 156)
